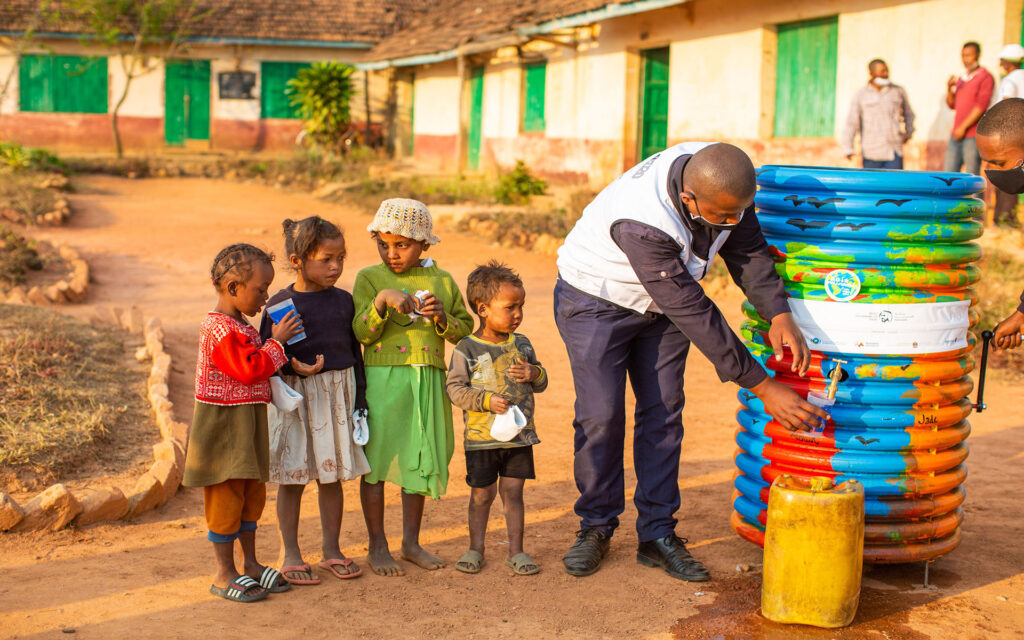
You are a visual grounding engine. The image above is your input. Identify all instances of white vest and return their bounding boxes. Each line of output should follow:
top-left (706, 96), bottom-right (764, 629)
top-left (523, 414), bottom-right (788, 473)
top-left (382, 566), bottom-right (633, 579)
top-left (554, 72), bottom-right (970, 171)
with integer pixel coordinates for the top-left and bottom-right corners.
top-left (557, 142), bottom-right (732, 314)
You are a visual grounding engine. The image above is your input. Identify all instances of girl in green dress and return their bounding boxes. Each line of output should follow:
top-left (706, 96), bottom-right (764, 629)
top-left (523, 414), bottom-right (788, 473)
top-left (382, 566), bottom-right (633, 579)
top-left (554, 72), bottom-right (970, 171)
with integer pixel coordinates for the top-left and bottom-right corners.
top-left (352, 198), bottom-right (473, 576)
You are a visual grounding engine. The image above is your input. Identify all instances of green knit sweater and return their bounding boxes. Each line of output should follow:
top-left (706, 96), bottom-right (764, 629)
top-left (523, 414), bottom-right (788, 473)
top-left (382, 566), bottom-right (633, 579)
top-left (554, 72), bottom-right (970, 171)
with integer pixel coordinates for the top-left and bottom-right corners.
top-left (352, 261), bottom-right (473, 369)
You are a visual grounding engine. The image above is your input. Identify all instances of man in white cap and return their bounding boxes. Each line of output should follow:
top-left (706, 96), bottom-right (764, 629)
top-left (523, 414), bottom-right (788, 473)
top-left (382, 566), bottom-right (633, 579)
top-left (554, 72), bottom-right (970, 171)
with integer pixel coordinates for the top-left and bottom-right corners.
top-left (992, 44), bottom-right (1024, 225)
top-left (997, 44), bottom-right (1024, 99)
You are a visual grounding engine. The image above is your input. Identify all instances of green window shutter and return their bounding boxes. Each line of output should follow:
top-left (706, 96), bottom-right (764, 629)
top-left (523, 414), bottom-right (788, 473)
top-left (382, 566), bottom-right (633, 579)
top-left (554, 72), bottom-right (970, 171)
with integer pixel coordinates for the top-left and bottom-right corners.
top-left (467, 65), bottom-right (484, 170)
top-left (261, 61), bottom-right (311, 119)
top-left (54, 56), bottom-right (108, 114)
top-left (522, 60), bottom-right (546, 133)
top-left (19, 55), bottom-right (107, 114)
top-left (774, 16), bottom-right (838, 138)
top-left (19, 54), bottom-right (54, 112)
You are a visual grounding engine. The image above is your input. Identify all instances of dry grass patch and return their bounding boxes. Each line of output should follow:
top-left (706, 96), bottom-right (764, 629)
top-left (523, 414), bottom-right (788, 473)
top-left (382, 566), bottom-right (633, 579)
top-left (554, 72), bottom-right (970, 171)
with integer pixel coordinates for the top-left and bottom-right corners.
top-left (0, 304), bottom-right (154, 492)
top-left (0, 169), bottom-right (61, 225)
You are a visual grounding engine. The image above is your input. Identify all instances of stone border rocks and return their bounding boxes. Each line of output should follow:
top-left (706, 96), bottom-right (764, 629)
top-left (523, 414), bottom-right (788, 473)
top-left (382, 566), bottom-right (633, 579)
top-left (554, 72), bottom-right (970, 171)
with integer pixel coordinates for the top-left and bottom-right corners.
top-left (0, 308), bottom-right (188, 533)
top-left (2, 241), bottom-right (90, 306)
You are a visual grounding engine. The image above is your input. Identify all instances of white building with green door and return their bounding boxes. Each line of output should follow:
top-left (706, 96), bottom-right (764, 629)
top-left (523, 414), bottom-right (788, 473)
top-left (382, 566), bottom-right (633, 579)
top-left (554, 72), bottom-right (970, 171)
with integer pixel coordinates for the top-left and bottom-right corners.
top-left (361, 0), bottom-right (1023, 185)
top-left (0, 1), bottom-right (431, 153)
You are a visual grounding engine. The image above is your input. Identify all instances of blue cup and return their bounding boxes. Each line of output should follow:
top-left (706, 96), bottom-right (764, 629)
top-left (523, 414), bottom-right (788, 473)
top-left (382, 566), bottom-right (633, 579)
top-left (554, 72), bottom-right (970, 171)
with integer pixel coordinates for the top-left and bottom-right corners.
top-left (266, 298), bottom-right (306, 345)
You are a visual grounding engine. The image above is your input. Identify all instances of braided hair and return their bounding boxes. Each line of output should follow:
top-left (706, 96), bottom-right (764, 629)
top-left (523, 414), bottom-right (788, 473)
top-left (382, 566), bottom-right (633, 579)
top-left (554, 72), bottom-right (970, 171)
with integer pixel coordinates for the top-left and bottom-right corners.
top-left (282, 216), bottom-right (344, 264)
top-left (210, 243), bottom-right (274, 291)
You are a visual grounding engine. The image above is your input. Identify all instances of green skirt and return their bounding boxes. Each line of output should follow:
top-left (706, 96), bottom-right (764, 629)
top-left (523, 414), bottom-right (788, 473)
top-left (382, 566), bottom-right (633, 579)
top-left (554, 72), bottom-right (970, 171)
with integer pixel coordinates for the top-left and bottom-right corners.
top-left (363, 365), bottom-right (454, 498)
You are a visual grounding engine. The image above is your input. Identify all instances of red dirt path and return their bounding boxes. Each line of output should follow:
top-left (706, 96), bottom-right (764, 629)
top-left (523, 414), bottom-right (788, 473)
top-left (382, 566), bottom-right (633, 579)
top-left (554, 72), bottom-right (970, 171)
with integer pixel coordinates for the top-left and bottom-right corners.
top-left (2, 176), bottom-right (1024, 639)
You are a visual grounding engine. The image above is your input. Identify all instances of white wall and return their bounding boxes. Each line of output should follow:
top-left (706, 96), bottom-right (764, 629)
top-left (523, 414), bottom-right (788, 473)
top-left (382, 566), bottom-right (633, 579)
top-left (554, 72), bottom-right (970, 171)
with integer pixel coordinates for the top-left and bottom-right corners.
top-left (481, 56), bottom-right (521, 138)
top-left (107, 55), bottom-right (163, 117)
top-left (0, 53), bottom-right (17, 115)
top-left (413, 59), bottom-right (461, 136)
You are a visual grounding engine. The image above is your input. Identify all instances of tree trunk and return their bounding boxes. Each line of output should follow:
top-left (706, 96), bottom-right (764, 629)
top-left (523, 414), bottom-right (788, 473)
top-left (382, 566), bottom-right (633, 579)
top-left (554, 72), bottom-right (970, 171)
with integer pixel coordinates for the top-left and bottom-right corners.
top-left (111, 80), bottom-right (130, 158)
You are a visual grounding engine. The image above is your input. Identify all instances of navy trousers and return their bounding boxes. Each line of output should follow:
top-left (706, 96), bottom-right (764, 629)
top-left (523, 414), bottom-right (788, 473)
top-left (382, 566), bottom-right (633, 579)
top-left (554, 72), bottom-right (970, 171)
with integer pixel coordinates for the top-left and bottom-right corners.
top-left (553, 279), bottom-right (690, 542)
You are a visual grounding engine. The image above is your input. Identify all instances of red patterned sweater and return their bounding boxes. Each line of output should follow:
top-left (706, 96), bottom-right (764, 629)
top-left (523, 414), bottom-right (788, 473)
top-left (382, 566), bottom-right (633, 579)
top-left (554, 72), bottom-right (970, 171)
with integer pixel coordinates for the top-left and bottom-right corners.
top-left (194, 312), bottom-right (287, 405)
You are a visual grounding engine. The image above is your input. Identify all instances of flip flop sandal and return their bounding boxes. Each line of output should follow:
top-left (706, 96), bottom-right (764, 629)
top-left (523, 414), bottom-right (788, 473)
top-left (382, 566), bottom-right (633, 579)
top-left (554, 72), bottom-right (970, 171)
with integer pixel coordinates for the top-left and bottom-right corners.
top-left (455, 549), bottom-right (485, 574)
top-left (505, 552), bottom-right (540, 576)
top-left (281, 563), bottom-right (321, 585)
top-left (318, 558), bottom-right (363, 580)
top-left (209, 575), bottom-right (268, 603)
top-left (257, 566), bottom-right (291, 593)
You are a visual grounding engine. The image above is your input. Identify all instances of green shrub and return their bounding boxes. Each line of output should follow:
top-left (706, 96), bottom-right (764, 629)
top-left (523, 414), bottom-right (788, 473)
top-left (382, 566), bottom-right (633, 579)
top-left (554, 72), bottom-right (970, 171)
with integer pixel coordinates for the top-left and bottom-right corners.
top-left (494, 160), bottom-right (547, 204)
top-left (0, 143), bottom-right (64, 173)
top-left (287, 62), bottom-right (357, 155)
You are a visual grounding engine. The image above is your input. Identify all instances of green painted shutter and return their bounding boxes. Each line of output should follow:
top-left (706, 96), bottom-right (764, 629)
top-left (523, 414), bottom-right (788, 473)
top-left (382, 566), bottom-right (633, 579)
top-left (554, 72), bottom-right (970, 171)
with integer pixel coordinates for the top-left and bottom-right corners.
top-left (20, 54), bottom-right (106, 113)
top-left (261, 61), bottom-right (310, 119)
top-left (774, 16), bottom-right (838, 138)
top-left (165, 59), bottom-right (210, 144)
top-left (19, 55), bottom-right (54, 112)
top-left (638, 46), bottom-right (670, 160)
top-left (522, 60), bottom-right (546, 132)
top-left (165, 60), bottom-right (186, 145)
top-left (467, 65), bottom-right (484, 171)
top-left (55, 56), bottom-right (107, 113)
top-left (187, 60), bottom-right (210, 140)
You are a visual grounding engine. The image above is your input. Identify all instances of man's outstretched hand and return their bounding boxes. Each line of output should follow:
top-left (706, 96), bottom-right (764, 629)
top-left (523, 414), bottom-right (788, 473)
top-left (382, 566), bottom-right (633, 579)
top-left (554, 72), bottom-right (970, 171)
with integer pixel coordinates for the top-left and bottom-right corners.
top-left (749, 377), bottom-right (828, 431)
top-left (768, 312), bottom-right (811, 376)
top-left (993, 309), bottom-right (1024, 350)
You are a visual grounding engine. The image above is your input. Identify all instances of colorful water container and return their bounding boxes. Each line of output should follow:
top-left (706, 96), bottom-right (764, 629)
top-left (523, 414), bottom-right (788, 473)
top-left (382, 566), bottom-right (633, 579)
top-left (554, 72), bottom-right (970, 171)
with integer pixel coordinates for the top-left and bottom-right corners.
top-left (732, 166), bottom-right (985, 563)
top-left (761, 475), bottom-right (864, 628)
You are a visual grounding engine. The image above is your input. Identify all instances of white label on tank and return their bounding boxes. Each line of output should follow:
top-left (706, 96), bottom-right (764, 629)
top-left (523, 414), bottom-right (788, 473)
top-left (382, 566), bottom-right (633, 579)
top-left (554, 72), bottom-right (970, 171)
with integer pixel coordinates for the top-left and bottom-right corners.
top-left (787, 299), bottom-right (971, 354)
top-left (824, 269), bottom-right (861, 302)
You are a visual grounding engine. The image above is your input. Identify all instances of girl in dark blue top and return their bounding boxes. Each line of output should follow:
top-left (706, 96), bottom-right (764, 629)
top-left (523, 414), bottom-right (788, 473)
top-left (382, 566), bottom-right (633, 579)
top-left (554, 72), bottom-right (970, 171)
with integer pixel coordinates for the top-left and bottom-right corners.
top-left (258, 216), bottom-right (369, 585)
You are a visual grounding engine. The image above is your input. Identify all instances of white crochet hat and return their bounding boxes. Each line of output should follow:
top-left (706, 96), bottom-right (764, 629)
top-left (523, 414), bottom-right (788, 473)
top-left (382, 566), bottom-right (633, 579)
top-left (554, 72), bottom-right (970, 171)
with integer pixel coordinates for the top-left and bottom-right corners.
top-left (367, 198), bottom-right (440, 245)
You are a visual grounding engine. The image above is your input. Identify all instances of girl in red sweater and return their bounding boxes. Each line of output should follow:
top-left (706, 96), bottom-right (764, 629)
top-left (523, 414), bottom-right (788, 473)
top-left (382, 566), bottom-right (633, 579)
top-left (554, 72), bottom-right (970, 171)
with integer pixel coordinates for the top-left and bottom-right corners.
top-left (183, 243), bottom-right (303, 603)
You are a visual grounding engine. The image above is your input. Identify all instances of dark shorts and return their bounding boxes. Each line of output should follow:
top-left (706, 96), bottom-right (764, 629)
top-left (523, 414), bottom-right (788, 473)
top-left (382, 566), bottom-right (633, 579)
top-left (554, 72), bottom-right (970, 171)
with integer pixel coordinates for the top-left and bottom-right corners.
top-left (465, 446), bottom-right (535, 487)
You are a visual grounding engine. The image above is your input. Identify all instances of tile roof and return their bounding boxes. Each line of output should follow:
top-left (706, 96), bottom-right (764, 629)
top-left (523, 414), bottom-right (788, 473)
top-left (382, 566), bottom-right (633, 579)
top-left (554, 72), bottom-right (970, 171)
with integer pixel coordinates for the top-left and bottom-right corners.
top-left (0, 0), bottom-right (438, 46)
top-left (362, 0), bottom-right (672, 63)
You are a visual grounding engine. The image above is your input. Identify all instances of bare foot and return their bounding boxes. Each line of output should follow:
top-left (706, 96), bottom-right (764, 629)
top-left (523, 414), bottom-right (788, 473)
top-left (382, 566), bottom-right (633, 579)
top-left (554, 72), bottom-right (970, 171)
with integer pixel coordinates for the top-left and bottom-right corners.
top-left (401, 542), bottom-right (445, 570)
top-left (367, 545), bottom-right (405, 577)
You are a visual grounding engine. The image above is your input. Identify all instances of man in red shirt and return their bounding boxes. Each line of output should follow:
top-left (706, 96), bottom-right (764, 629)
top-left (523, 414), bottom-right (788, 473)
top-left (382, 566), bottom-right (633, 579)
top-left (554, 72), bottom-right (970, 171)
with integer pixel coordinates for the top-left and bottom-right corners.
top-left (944, 41), bottom-right (995, 175)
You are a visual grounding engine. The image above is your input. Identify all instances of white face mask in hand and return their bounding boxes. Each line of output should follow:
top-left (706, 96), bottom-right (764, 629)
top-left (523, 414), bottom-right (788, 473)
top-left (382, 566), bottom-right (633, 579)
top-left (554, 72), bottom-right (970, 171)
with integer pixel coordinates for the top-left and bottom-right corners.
top-left (490, 405), bottom-right (527, 441)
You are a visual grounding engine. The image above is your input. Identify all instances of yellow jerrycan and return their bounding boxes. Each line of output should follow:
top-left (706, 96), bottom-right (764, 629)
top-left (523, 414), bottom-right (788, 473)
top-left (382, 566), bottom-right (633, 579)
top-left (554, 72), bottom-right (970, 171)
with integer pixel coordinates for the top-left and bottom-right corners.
top-left (761, 475), bottom-right (865, 628)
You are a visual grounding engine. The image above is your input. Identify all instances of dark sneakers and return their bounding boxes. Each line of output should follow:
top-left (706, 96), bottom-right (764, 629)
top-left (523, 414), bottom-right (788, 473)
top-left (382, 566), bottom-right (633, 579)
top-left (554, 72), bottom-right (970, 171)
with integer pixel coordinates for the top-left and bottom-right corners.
top-left (636, 534), bottom-right (711, 582)
top-left (562, 528), bottom-right (611, 577)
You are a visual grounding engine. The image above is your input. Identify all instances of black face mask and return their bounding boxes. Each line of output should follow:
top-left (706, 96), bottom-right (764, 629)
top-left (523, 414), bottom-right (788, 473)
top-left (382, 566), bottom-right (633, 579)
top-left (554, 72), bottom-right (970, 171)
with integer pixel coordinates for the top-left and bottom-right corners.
top-left (986, 160), bottom-right (1024, 194)
top-left (686, 191), bottom-right (744, 231)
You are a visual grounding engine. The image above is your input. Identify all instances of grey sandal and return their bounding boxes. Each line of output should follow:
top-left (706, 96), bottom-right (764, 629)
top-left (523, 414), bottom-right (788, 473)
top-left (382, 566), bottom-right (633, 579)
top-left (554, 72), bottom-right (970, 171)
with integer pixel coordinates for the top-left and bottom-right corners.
top-left (506, 552), bottom-right (540, 575)
top-left (455, 549), bottom-right (485, 574)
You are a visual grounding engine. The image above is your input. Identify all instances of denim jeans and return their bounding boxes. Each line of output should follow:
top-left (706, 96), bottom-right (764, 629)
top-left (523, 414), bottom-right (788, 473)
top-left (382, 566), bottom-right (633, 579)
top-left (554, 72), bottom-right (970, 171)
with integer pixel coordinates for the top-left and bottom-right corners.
top-left (863, 154), bottom-right (903, 170)
top-left (943, 136), bottom-right (981, 175)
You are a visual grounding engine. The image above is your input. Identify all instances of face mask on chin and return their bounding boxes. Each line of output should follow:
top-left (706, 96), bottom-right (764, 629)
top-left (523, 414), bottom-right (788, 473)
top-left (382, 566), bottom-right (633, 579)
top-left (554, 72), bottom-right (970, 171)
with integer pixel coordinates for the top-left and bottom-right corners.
top-left (871, 77), bottom-right (891, 87)
top-left (986, 160), bottom-right (1024, 194)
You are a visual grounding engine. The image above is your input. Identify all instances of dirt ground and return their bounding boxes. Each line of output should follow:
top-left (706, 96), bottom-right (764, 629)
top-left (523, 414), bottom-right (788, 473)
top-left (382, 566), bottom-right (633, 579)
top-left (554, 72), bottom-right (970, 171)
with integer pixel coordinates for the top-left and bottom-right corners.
top-left (2, 175), bottom-right (1024, 639)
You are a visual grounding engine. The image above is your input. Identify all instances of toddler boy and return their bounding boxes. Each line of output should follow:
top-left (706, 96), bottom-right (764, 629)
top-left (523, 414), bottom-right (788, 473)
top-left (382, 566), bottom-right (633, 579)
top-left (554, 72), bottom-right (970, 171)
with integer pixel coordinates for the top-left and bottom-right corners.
top-left (446, 261), bottom-right (547, 575)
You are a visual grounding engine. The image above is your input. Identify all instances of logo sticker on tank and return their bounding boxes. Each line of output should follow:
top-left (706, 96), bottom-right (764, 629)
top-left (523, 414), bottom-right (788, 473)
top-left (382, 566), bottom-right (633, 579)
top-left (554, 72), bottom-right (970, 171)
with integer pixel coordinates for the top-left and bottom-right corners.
top-left (824, 269), bottom-right (861, 302)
